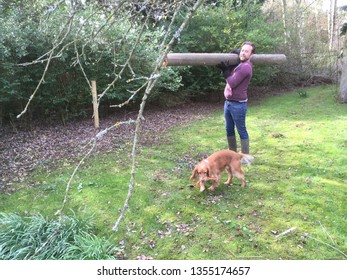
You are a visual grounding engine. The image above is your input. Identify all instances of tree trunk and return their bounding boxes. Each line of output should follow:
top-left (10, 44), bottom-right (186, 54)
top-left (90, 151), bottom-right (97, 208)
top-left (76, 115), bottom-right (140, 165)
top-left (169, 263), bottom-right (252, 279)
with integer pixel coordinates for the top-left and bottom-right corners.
top-left (339, 36), bottom-right (347, 103)
top-left (329, 0), bottom-right (337, 50)
top-left (281, 0), bottom-right (288, 45)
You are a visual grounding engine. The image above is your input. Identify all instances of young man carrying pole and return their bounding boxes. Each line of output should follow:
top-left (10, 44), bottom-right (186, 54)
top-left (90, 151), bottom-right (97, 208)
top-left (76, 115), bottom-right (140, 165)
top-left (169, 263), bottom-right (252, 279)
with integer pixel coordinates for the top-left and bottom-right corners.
top-left (216, 41), bottom-right (255, 157)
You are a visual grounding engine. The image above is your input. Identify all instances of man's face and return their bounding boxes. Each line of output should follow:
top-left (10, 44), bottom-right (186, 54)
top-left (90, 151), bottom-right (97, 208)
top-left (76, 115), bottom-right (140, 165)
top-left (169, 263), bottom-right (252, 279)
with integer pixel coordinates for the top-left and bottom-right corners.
top-left (239, 44), bottom-right (253, 62)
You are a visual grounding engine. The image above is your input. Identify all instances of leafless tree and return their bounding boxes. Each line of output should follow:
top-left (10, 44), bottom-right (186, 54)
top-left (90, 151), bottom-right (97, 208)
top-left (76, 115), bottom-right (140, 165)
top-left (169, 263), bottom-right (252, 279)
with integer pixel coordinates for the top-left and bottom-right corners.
top-left (16, 0), bottom-right (206, 231)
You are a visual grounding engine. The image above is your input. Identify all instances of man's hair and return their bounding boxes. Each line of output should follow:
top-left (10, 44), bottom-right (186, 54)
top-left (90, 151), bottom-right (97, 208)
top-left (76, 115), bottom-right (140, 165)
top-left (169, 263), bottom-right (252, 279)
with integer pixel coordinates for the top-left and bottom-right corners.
top-left (242, 41), bottom-right (256, 54)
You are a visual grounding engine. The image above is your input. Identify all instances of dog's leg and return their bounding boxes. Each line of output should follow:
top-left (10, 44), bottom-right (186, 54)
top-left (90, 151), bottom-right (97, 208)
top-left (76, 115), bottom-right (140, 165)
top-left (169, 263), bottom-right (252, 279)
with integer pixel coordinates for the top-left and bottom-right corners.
top-left (208, 176), bottom-right (220, 191)
top-left (199, 182), bottom-right (206, 192)
top-left (233, 171), bottom-right (246, 187)
top-left (224, 174), bottom-right (233, 185)
top-left (224, 166), bottom-right (233, 185)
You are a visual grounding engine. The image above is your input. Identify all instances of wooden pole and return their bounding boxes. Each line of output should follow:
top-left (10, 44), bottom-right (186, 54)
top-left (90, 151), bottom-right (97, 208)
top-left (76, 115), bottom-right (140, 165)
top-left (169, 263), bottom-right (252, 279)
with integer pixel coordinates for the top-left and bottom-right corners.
top-left (91, 80), bottom-right (99, 129)
top-left (164, 53), bottom-right (287, 66)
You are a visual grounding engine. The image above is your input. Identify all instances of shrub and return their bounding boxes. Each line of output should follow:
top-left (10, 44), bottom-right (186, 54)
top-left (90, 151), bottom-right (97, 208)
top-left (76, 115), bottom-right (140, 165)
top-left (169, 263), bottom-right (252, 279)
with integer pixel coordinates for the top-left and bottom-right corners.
top-left (0, 212), bottom-right (117, 260)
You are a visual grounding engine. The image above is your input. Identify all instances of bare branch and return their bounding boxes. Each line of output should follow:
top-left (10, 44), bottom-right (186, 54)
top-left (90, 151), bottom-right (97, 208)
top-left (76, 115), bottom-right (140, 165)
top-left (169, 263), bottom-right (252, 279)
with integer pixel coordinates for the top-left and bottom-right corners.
top-left (74, 41), bottom-right (92, 88)
top-left (110, 82), bottom-right (148, 108)
top-left (55, 119), bottom-right (135, 217)
top-left (97, 16), bottom-right (149, 104)
top-left (112, 0), bottom-right (206, 232)
top-left (17, 12), bottom-right (76, 119)
top-left (11, 0), bottom-right (207, 234)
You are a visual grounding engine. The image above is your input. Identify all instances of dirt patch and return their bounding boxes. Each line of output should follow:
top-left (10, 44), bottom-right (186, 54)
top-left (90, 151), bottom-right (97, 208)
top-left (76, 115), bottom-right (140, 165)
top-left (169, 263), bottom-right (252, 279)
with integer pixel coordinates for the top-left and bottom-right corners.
top-left (0, 101), bottom-right (221, 193)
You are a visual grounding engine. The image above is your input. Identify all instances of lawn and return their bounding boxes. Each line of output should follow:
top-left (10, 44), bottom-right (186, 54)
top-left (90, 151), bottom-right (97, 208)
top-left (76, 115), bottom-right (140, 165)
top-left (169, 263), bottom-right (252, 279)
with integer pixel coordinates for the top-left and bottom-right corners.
top-left (0, 85), bottom-right (346, 260)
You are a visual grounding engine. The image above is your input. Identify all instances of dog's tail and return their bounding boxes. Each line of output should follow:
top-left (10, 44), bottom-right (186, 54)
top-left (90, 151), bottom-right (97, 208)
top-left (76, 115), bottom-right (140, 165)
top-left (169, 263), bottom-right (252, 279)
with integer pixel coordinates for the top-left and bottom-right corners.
top-left (240, 153), bottom-right (254, 166)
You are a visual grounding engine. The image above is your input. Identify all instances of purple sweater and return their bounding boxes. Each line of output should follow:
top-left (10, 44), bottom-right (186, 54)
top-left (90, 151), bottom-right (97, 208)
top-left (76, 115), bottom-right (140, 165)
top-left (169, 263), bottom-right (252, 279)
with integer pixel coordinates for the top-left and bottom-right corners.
top-left (224, 60), bottom-right (253, 102)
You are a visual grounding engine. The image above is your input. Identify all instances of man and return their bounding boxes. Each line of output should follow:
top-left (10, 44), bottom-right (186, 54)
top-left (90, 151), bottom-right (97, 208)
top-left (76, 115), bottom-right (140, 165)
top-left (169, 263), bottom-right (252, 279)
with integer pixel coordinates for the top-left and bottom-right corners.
top-left (217, 41), bottom-right (255, 155)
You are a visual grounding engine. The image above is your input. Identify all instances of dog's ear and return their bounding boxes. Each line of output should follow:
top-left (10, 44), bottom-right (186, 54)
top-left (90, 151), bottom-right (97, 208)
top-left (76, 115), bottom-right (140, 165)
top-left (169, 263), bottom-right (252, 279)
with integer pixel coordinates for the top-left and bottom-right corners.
top-left (206, 167), bottom-right (210, 177)
top-left (190, 167), bottom-right (197, 181)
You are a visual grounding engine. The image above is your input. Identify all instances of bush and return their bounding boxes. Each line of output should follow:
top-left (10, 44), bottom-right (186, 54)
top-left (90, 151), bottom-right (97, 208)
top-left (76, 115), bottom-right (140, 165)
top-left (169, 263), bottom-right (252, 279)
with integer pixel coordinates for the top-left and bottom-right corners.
top-left (0, 1), bottom-right (285, 126)
top-left (0, 212), bottom-right (117, 260)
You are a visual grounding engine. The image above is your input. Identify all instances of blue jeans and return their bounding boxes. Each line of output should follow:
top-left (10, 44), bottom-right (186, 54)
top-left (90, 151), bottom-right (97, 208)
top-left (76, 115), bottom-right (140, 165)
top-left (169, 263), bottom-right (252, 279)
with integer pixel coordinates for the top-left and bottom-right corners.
top-left (224, 100), bottom-right (248, 140)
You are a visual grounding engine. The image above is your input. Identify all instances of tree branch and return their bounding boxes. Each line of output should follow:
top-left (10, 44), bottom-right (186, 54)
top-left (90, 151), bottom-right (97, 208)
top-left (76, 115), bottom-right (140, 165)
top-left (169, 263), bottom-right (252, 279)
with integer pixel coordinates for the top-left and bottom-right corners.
top-left (17, 12), bottom-right (76, 119)
top-left (112, 0), bottom-right (206, 232)
top-left (55, 119), bottom-right (135, 217)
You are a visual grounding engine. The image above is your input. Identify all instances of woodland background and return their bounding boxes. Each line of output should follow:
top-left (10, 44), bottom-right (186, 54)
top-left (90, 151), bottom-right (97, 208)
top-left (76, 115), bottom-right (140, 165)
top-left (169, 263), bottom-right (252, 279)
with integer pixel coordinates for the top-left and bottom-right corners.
top-left (0, 0), bottom-right (346, 261)
top-left (0, 0), bottom-right (346, 130)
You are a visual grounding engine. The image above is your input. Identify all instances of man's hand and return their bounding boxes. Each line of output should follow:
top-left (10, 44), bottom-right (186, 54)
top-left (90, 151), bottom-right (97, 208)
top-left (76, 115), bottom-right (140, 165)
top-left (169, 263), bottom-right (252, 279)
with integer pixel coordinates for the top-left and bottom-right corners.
top-left (216, 60), bottom-right (230, 71)
top-left (216, 61), bottom-right (231, 78)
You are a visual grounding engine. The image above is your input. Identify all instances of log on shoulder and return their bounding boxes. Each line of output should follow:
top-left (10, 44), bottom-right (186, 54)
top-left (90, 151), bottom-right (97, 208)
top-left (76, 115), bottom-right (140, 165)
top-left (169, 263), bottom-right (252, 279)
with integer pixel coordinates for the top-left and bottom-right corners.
top-left (164, 53), bottom-right (287, 66)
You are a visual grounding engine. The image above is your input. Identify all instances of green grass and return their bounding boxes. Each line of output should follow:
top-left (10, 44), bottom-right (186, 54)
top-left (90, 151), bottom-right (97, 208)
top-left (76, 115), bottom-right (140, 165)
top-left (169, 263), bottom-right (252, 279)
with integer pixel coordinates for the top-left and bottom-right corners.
top-left (0, 85), bottom-right (346, 260)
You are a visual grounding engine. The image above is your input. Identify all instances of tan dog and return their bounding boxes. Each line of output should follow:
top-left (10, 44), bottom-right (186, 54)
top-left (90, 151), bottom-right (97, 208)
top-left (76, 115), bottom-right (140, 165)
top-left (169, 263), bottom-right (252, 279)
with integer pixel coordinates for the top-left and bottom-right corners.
top-left (190, 150), bottom-right (253, 192)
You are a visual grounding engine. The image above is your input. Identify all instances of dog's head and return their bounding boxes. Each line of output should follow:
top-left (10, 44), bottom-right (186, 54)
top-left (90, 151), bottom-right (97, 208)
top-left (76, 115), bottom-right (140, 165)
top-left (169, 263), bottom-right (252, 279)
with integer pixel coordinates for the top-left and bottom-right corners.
top-left (189, 162), bottom-right (209, 182)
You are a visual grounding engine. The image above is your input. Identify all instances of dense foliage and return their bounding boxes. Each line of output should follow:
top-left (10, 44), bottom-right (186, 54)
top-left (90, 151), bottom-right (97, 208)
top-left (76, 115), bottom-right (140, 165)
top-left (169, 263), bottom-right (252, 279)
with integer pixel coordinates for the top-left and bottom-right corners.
top-left (0, 0), bottom-right (335, 127)
top-left (174, 2), bottom-right (283, 92)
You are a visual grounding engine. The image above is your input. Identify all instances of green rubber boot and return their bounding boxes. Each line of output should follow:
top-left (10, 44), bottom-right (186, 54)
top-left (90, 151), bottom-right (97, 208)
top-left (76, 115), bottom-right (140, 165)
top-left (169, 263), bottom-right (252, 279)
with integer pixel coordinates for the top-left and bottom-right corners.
top-left (227, 136), bottom-right (237, 152)
top-left (241, 138), bottom-right (249, 154)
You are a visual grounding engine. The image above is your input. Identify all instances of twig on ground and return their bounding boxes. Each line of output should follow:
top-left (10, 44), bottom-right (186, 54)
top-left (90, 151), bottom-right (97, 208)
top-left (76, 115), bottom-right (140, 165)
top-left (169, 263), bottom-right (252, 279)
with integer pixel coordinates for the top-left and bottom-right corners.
top-left (302, 233), bottom-right (347, 258)
top-left (318, 220), bottom-right (336, 245)
top-left (275, 227), bottom-right (297, 238)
